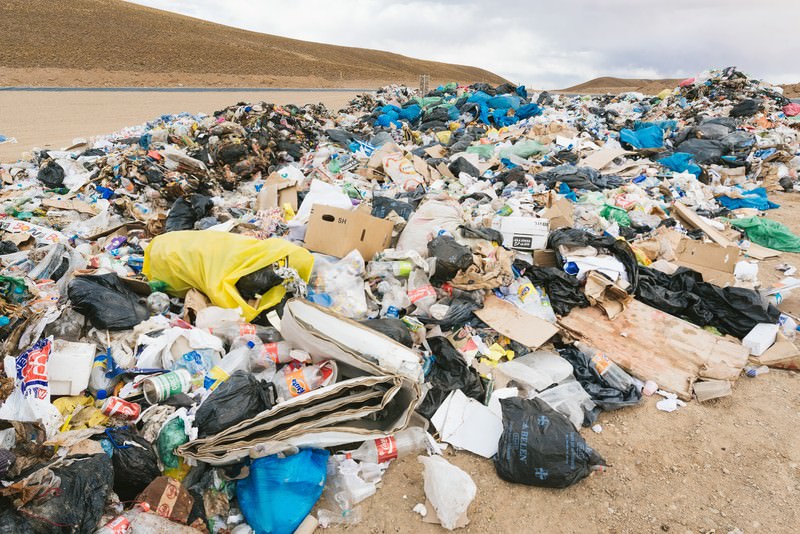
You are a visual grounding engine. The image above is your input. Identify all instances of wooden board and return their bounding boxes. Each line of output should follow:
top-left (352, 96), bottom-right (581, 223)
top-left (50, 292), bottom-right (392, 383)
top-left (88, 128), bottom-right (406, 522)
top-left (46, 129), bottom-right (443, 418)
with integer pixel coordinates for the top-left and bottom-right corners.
top-left (559, 299), bottom-right (749, 400)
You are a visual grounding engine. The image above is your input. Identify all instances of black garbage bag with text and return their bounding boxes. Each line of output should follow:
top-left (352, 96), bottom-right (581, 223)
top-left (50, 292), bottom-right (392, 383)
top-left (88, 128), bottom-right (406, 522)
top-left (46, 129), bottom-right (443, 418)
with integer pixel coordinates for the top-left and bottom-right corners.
top-left (495, 397), bottom-right (606, 488)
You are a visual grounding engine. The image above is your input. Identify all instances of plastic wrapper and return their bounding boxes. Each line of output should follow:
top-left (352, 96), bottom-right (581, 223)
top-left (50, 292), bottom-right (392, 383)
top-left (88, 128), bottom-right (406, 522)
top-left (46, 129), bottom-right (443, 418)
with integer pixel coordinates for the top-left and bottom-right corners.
top-left (558, 345), bottom-right (642, 413)
top-left (494, 397), bottom-right (606, 488)
top-left (309, 250), bottom-right (368, 319)
top-left (371, 196), bottom-right (415, 221)
top-left (419, 455), bottom-right (476, 530)
top-left (67, 273), bottom-right (149, 330)
top-left (195, 371), bottom-right (277, 438)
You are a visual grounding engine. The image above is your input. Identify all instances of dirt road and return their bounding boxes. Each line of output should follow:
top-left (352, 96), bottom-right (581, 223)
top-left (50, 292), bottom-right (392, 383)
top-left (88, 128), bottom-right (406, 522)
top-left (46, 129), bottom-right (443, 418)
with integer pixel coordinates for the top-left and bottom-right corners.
top-left (0, 89), bottom-right (365, 162)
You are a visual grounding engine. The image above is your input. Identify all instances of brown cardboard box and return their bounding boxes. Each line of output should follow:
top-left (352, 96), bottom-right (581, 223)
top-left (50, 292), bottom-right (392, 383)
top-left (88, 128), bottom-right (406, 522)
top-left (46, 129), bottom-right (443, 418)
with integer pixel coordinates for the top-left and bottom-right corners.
top-left (304, 205), bottom-right (393, 260)
top-left (255, 172), bottom-right (298, 211)
top-left (541, 192), bottom-right (574, 229)
top-left (674, 238), bottom-right (738, 286)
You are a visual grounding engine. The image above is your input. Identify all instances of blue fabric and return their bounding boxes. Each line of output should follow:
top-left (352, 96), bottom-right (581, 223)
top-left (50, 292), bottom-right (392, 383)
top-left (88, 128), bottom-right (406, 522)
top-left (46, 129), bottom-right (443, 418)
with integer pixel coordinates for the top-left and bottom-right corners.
top-left (515, 103), bottom-right (543, 119)
top-left (620, 125), bottom-right (664, 149)
top-left (657, 152), bottom-right (702, 177)
top-left (491, 109), bottom-right (518, 127)
top-left (237, 449), bottom-right (329, 534)
top-left (718, 187), bottom-right (779, 211)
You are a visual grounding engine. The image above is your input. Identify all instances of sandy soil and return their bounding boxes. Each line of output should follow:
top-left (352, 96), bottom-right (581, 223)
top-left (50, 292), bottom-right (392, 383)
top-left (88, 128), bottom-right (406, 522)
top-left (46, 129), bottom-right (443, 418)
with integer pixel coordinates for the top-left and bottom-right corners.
top-left (324, 195), bottom-right (800, 534)
top-left (0, 90), bottom-right (364, 162)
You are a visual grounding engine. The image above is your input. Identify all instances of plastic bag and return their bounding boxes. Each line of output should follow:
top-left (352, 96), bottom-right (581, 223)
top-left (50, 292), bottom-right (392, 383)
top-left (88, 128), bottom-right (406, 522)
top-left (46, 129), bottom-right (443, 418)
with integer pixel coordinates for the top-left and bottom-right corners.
top-left (558, 345), bottom-right (642, 413)
top-left (37, 158), bottom-right (65, 188)
top-left (371, 196), bottom-right (415, 221)
top-left (237, 448), bottom-right (329, 534)
top-left (417, 336), bottom-right (484, 419)
top-left (195, 371), bottom-right (277, 438)
top-left (68, 273), bottom-right (149, 330)
top-left (236, 264), bottom-right (283, 300)
top-left (635, 266), bottom-right (779, 339)
top-left (359, 318), bottom-right (414, 347)
top-left (14, 454), bottom-right (114, 534)
top-left (164, 194), bottom-right (213, 233)
top-left (428, 235), bottom-right (473, 284)
top-left (309, 251), bottom-right (368, 319)
top-left (142, 231), bottom-right (313, 322)
top-left (102, 427), bottom-right (161, 502)
top-left (419, 455), bottom-right (476, 530)
top-left (730, 217), bottom-right (800, 252)
top-left (495, 397), bottom-right (606, 488)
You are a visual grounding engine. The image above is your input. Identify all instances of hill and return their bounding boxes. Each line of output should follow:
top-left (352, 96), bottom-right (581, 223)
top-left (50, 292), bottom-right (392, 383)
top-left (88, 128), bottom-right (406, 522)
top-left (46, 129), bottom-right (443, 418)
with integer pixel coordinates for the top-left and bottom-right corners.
top-left (0, 0), bottom-right (506, 88)
top-left (560, 76), bottom-right (800, 98)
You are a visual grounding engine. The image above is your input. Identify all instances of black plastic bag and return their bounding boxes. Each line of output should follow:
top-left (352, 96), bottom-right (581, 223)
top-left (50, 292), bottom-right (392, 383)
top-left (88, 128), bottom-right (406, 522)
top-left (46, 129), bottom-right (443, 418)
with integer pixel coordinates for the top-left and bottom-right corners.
top-left (730, 99), bottom-right (760, 118)
top-left (418, 296), bottom-right (482, 331)
top-left (558, 345), bottom-right (642, 412)
top-left (164, 194), bottom-right (213, 233)
top-left (417, 337), bottom-right (484, 420)
top-left (37, 159), bottom-right (65, 188)
top-left (448, 157), bottom-right (480, 178)
top-left (0, 241), bottom-right (19, 255)
top-left (371, 196), bottom-right (415, 220)
top-left (359, 318), bottom-right (413, 347)
top-left (675, 138), bottom-right (728, 164)
top-left (494, 397), bottom-right (606, 488)
top-left (196, 371), bottom-right (277, 438)
top-left (19, 453), bottom-right (114, 534)
top-left (521, 265), bottom-right (589, 317)
top-left (68, 273), bottom-right (149, 330)
top-left (548, 228), bottom-right (639, 292)
top-left (458, 225), bottom-right (503, 243)
top-left (103, 427), bottom-right (161, 502)
top-left (635, 266), bottom-right (779, 339)
top-left (236, 264), bottom-right (283, 300)
top-left (428, 235), bottom-right (473, 284)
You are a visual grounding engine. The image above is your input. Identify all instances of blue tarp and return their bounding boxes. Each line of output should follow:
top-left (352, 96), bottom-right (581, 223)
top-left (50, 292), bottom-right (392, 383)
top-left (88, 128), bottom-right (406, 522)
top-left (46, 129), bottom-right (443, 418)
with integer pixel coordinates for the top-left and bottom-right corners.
top-left (718, 187), bottom-right (779, 211)
top-left (620, 125), bottom-right (664, 149)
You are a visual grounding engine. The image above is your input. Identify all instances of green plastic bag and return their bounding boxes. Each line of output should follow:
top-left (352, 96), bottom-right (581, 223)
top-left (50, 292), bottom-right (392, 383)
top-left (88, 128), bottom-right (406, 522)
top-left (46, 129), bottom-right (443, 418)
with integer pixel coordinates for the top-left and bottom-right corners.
top-left (601, 204), bottom-right (631, 227)
top-left (466, 145), bottom-right (495, 159)
top-left (729, 217), bottom-right (800, 252)
top-left (498, 139), bottom-right (547, 159)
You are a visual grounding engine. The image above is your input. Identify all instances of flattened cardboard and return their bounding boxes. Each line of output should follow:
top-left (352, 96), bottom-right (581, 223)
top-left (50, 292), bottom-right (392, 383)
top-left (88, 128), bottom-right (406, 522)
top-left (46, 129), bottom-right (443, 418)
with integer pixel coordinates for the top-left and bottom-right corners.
top-left (424, 145), bottom-right (447, 159)
top-left (533, 249), bottom-right (558, 267)
top-left (305, 205), bottom-right (394, 261)
top-left (541, 193), bottom-right (574, 229)
top-left (674, 239), bottom-right (738, 286)
top-left (579, 147), bottom-right (629, 170)
top-left (256, 172), bottom-right (298, 211)
top-left (752, 332), bottom-right (800, 370)
top-left (474, 295), bottom-right (559, 349)
top-left (42, 198), bottom-right (98, 215)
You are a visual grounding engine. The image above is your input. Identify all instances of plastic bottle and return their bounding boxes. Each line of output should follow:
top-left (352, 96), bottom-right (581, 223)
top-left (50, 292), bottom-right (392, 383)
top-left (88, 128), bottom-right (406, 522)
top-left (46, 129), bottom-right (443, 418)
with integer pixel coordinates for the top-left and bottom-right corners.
top-left (349, 426), bottom-right (430, 463)
top-left (88, 350), bottom-right (118, 400)
top-left (260, 340), bottom-right (293, 364)
top-left (96, 503), bottom-right (151, 534)
top-left (406, 270), bottom-right (437, 316)
top-left (273, 361), bottom-right (334, 401)
top-left (378, 279), bottom-right (410, 318)
top-left (575, 342), bottom-right (636, 392)
top-left (203, 336), bottom-right (263, 390)
top-left (367, 261), bottom-right (413, 278)
top-left (208, 323), bottom-right (282, 344)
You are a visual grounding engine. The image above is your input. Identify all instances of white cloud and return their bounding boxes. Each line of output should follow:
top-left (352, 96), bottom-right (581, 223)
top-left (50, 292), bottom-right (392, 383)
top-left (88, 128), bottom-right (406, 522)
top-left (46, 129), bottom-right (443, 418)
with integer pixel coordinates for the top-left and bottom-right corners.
top-left (125, 0), bottom-right (800, 88)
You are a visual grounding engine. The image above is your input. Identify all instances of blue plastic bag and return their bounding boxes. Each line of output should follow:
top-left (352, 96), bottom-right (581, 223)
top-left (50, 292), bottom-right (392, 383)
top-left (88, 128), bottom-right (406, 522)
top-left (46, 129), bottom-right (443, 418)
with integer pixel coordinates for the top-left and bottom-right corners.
top-left (515, 103), bottom-right (543, 120)
top-left (657, 152), bottom-right (702, 177)
top-left (620, 125), bottom-right (664, 149)
top-left (718, 187), bottom-right (779, 211)
top-left (237, 448), bottom-right (329, 534)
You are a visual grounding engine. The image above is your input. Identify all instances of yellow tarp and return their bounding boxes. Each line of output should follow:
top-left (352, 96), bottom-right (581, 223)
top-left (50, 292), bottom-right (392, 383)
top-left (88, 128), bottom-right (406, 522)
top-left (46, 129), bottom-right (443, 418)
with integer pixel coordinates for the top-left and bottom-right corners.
top-left (143, 231), bottom-right (313, 321)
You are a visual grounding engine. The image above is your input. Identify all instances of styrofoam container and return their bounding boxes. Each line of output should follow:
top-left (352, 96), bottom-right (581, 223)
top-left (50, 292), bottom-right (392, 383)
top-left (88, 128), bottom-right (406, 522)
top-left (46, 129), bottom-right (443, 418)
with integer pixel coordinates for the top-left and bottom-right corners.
top-left (742, 323), bottom-right (778, 356)
top-left (48, 340), bottom-right (96, 396)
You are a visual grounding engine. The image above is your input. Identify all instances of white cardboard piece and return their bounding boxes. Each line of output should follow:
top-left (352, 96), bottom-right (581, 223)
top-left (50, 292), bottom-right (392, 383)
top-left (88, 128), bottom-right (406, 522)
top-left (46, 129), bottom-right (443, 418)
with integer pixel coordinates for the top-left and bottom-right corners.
top-left (430, 390), bottom-right (503, 458)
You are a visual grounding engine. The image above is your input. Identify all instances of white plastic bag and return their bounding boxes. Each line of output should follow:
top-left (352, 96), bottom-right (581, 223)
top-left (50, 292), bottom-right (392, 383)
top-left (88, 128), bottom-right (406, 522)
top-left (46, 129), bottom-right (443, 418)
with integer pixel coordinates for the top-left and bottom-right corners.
top-left (418, 455), bottom-right (476, 530)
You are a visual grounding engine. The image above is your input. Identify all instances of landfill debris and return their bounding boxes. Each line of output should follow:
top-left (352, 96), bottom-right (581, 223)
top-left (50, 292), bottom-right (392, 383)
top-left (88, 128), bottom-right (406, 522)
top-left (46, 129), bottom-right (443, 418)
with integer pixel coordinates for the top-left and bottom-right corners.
top-left (0, 68), bottom-right (798, 531)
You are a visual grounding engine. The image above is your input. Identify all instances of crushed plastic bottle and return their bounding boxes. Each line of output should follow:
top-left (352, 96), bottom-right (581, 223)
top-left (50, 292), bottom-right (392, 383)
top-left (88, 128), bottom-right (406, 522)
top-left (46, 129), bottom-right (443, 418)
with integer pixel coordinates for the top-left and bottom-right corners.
top-left (203, 335), bottom-right (263, 390)
top-left (273, 360), bottom-right (335, 401)
top-left (406, 270), bottom-right (437, 316)
top-left (575, 342), bottom-right (637, 392)
top-left (350, 426), bottom-right (431, 463)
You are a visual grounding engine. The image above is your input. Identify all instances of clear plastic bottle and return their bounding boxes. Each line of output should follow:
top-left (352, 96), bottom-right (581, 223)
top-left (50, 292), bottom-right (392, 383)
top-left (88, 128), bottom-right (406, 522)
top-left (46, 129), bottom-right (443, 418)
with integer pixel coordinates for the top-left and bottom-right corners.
top-left (377, 279), bottom-right (411, 318)
top-left (208, 323), bottom-right (282, 344)
top-left (260, 340), bottom-right (293, 364)
top-left (406, 270), bottom-right (437, 316)
top-left (349, 426), bottom-right (430, 463)
top-left (273, 361), bottom-right (334, 401)
top-left (575, 342), bottom-right (636, 392)
top-left (88, 351), bottom-right (118, 400)
top-left (203, 335), bottom-right (263, 390)
top-left (367, 261), bottom-right (413, 279)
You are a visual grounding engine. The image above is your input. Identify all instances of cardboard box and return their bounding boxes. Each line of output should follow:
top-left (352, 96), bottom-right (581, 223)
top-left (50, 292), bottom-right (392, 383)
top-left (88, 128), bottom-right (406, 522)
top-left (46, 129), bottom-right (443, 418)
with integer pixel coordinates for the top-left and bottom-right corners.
top-left (541, 193), bottom-right (574, 229)
top-left (304, 205), bottom-right (393, 260)
top-left (255, 172), bottom-right (298, 211)
top-left (674, 239), bottom-right (738, 286)
top-left (499, 216), bottom-right (549, 251)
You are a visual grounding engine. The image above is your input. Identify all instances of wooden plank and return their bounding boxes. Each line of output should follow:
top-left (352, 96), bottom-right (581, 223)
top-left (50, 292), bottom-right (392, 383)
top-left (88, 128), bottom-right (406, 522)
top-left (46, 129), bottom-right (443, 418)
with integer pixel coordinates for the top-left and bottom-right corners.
top-left (559, 299), bottom-right (749, 400)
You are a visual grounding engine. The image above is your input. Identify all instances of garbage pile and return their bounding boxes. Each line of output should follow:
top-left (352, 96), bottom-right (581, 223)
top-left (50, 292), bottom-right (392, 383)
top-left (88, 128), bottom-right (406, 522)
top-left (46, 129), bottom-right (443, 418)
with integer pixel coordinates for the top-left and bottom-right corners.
top-left (0, 66), bottom-right (799, 533)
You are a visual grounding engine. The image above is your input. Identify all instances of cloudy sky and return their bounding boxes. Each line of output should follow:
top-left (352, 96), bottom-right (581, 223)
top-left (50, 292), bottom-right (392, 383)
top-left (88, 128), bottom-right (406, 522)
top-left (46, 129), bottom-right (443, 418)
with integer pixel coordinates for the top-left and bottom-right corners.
top-left (127, 0), bottom-right (800, 88)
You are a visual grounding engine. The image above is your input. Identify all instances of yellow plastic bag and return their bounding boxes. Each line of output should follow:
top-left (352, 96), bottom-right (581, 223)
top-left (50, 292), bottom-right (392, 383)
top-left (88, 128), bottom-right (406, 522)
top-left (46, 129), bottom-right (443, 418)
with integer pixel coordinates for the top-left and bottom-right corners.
top-left (142, 231), bottom-right (313, 321)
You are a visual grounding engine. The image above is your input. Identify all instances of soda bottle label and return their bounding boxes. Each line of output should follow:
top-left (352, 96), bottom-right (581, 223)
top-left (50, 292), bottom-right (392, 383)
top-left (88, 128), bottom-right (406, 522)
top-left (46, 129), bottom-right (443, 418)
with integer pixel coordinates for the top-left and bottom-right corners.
top-left (591, 353), bottom-right (611, 375)
top-left (284, 368), bottom-right (310, 397)
top-left (408, 285), bottom-right (436, 303)
top-left (386, 306), bottom-right (400, 318)
top-left (374, 436), bottom-right (398, 463)
top-left (239, 324), bottom-right (257, 336)
top-left (103, 516), bottom-right (130, 534)
top-left (263, 342), bottom-right (280, 363)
